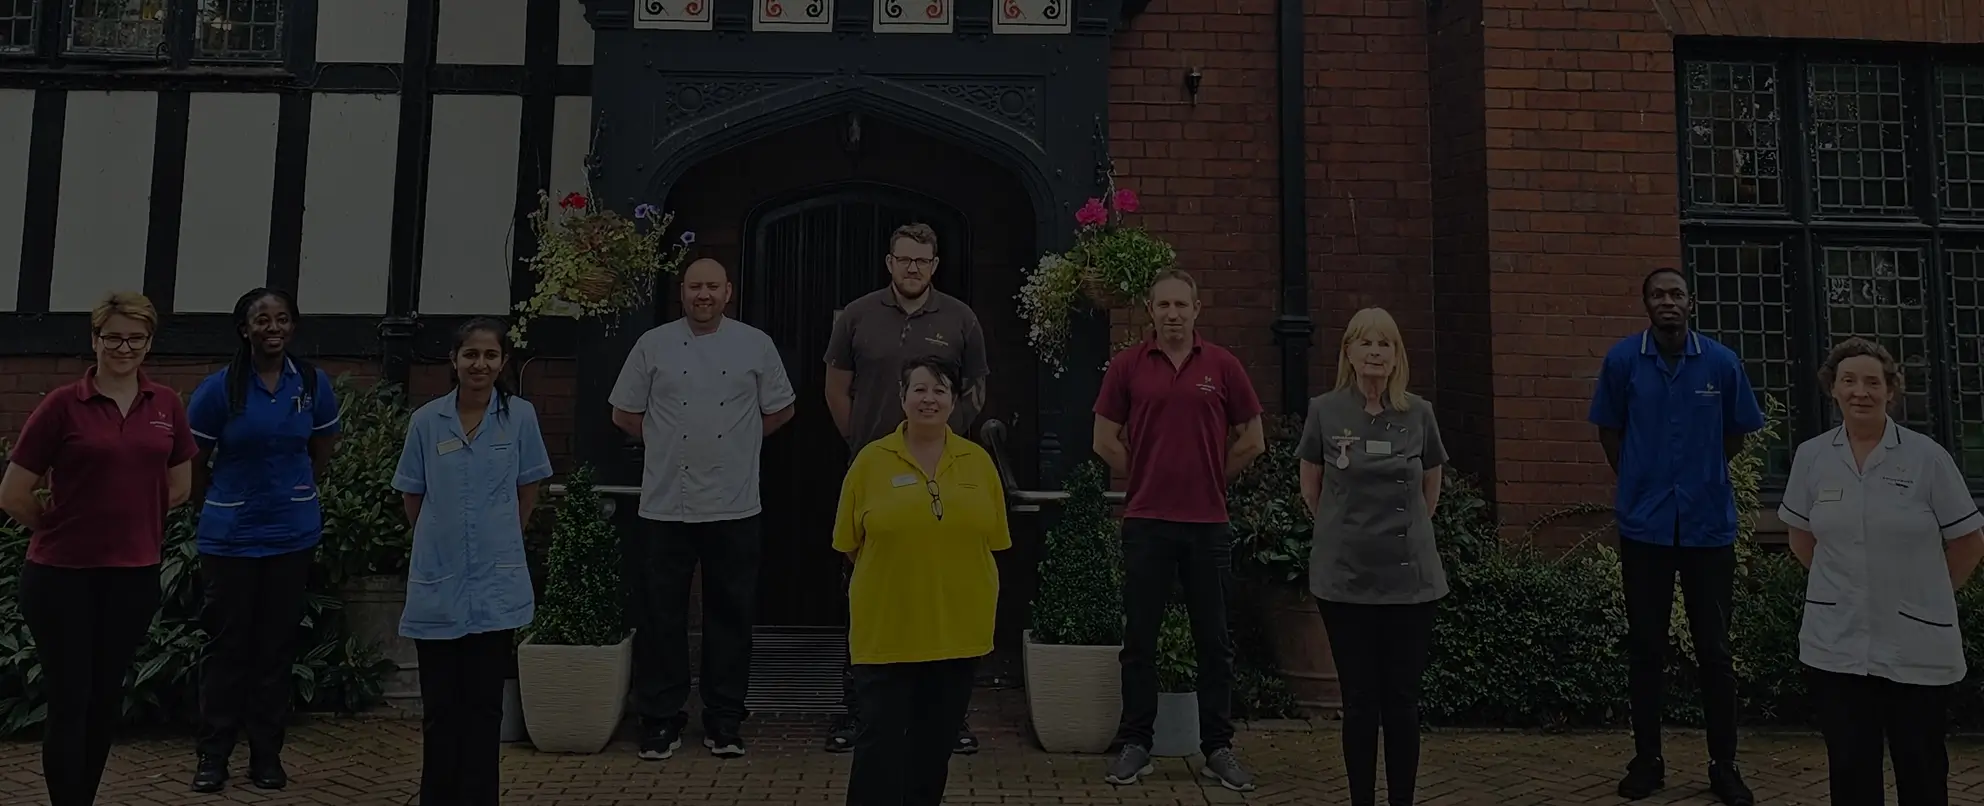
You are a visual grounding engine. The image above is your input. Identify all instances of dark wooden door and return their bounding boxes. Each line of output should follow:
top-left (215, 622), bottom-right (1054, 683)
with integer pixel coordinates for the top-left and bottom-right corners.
top-left (742, 182), bottom-right (972, 627)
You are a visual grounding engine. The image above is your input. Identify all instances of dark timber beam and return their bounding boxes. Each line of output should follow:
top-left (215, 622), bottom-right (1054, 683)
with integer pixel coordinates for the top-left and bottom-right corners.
top-left (383, 0), bottom-right (443, 389)
top-left (1270, 0), bottom-right (1314, 413)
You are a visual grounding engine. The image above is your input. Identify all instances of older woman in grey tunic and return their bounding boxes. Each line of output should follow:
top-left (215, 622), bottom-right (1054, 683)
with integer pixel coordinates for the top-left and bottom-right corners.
top-left (1778, 337), bottom-right (1984, 806)
top-left (1296, 307), bottom-right (1447, 806)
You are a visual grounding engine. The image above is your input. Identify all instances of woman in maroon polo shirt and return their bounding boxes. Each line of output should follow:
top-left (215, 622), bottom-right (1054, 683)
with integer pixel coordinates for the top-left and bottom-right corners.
top-left (0, 291), bottom-right (198, 806)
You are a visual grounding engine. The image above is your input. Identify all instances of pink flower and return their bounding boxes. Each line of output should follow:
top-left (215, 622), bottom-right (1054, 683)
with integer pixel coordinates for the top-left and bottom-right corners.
top-left (1074, 198), bottom-right (1108, 227)
top-left (1112, 189), bottom-right (1140, 214)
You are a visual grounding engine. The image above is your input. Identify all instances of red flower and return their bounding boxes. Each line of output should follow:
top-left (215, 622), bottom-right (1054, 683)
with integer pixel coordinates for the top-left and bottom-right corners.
top-left (559, 192), bottom-right (589, 210)
top-left (1074, 198), bottom-right (1108, 227)
top-left (1112, 188), bottom-right (1140, 214)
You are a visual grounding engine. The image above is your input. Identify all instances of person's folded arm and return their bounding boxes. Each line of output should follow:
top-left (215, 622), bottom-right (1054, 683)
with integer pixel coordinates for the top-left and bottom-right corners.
top-left (0, 464), bottom-right (45, 532)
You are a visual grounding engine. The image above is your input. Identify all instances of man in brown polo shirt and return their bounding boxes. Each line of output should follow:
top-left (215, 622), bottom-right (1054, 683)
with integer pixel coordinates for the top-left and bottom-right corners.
top-left (1093, 269), bottom-right (1264, 792)
top-left (822, 222), bottom-right (990, 755)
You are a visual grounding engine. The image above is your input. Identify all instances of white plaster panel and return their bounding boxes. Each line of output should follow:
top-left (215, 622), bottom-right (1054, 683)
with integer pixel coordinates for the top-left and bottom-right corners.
top-left (51, 91), bottom-right (155, 312)
top-left (419, 94), bottom-right (521, 316)
top-left (559, 0), bottom-right (594, 65)
top-left (175, 93), bottom-right (280, 313)
top-left (0, 90), bottom-right (35, 312)
top-left (315, 0), bottom-right (409, 63)
top-left (298, 94), bottom-right (401, 315)
top-left (437, 0), bottom-right (528, 65)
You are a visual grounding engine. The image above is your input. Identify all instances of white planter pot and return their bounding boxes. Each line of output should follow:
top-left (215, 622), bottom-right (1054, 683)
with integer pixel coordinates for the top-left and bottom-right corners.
top-left (1151, 691), bottom-right (1199, 757)
top-left (517, 633), bottom-right (634, 754)
top-left (1022, 629), bottom-right (1123, 754)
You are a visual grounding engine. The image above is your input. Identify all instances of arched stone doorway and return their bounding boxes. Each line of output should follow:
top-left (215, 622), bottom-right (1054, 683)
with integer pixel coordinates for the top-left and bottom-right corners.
top-left (666, 113), bottom-right (1039, 631)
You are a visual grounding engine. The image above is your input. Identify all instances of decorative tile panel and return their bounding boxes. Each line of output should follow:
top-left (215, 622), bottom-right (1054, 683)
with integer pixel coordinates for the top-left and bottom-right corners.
top-left (873, 0), bottom-right (950, 33)
top-left (992, 0), bottom-right (1068, 34)
top-left (635, 0), bottom-right (712, 30)
top-left (754, 0), bottom-right (833, 30)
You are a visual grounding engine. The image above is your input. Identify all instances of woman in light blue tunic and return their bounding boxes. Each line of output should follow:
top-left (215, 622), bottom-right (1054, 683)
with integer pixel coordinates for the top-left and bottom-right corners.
top-left (391, 317), bottom-right (553, 806)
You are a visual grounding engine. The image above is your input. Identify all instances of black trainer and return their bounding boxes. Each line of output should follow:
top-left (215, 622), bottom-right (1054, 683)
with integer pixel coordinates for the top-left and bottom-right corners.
top-left (704, 728), bottom-right (746, 758)
top-left (190, 752), bottom-right (228, 794)
top-left (637, 719), bottom-right (685, 761)
top-left (825, 714), bottom-right (858, 753)
top-left (953, 722), bottom-right (979, 755)
top-left (1708, 760), bottom-right (1755, 806)
top-left (1617, 755), bottom-right (1665, 800)
top-left (248, 756), bottom-right (287, 790)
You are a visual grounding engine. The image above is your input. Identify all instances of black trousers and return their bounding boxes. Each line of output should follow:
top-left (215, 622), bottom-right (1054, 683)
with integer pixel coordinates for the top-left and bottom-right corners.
top-left (196, 547), bottom-right (315, 759)
top-left (1807, 666), bottom-right (1951, 806)
top-left (1619, 537), bottom-right (1738, 762)
top-left (1318, 600), bottom-right (1437, 806)
top-left (416, 629), bottom-right (513, 806)
top-left (846, 658), bottom-right (977, 806)
top-left (1113, 518), bottom-right (1236, 754)
top-left (630, 516), bottom-right (761, 732)
top-left (19, 562), bottom-right (162, 806)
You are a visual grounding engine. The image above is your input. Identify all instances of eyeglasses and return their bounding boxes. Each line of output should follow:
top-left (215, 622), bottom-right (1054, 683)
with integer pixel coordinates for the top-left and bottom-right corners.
top-left (927, 479), bottom-right (944, 521)
top-left (889, 255), bottom-right (936, 270)
top-left (96, 334), bottom-right (151, 351)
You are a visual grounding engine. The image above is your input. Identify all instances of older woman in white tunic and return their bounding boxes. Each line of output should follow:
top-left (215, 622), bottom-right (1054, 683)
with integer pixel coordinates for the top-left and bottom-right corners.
top-left (1778, 337), bottom-right (1984, 806)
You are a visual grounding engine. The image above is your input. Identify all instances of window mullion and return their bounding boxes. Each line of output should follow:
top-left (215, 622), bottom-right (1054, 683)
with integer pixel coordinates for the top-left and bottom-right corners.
top-left (34, 0), bottom-right (59, 58)
top-left (1786, 49), bottom-right (1828, 445)
top-left (170, 0), bottom-right (191, 67)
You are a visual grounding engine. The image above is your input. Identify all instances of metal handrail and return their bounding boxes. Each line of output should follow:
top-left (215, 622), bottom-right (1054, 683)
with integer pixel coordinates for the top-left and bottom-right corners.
top-left (546, 418), bottom-right (1122, 513)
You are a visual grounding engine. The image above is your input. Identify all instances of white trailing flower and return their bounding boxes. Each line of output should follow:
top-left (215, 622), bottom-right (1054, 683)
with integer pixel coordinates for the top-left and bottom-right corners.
top-left (1016, 252), bottom-right (1082, 377)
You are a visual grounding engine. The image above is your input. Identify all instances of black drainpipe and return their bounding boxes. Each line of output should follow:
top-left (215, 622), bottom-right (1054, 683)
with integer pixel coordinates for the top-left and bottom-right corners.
top-left (1270, 0), bottom-right (1314, 413)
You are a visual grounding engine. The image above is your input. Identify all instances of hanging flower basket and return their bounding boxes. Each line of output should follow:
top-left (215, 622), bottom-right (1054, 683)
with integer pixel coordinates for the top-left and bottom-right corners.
top-left (512, 190), bottom-right (695, 348)
top-left (1017, 184), bottom-right (1176, 375)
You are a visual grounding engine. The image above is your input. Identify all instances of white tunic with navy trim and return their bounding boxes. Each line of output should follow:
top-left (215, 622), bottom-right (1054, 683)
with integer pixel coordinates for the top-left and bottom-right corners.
top-left (1777, 419), bottom-right (1981, 686)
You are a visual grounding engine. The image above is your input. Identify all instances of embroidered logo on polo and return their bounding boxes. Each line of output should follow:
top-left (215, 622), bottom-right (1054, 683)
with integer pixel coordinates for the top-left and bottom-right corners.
top-left (925, 331), bottom-right (951, 348)
top-left (1196, 375), bottom-right (1217, 393)
top-left (1696, 381), bottom-right (1719, 398)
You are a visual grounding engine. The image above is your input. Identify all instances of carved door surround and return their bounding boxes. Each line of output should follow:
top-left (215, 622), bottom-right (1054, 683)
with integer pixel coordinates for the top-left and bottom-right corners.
top-left (573, 0), bottom-right (1140, 490)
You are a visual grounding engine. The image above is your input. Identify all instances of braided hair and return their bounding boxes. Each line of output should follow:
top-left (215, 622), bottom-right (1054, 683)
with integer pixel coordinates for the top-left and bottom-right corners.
top-left (225, 287), bottom-right (318, 417)
top-left (451, 316), bottom-right (514, 416)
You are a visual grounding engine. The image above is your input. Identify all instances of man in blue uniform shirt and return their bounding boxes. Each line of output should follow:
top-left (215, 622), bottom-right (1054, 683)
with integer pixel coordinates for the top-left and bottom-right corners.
top-left (1589, 268), bottom-right (1763, 806)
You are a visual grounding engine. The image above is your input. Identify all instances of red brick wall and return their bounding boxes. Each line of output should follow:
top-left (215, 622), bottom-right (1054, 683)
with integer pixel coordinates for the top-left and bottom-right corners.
top-left (0, 355), bottom-right (580, 473)
top-left (1105, 0), bottom-right (1435, 414)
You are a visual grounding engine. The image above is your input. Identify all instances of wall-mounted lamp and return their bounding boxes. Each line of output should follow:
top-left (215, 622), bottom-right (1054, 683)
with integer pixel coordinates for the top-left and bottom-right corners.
top-left (841, 111), bottom-right (863, 155)
top-left (1185, 67), bottom-right (1203, 105)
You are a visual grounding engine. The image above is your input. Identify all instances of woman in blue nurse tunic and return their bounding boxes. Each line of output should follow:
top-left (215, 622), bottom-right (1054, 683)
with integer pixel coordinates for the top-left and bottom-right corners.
top-left (391, 317), bottom-right (553, 806)
top-left (1778, 337), bottom-right (1984, 806)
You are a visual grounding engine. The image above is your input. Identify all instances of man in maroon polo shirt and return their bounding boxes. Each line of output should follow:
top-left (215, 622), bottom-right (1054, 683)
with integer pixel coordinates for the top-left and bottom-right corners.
top-left (1093, 269), bottom-right (1265, 792)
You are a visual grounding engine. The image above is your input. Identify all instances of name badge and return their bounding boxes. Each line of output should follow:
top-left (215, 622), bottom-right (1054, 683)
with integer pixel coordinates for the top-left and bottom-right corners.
top-left (1366, 440), bottom-right (1394, 456)
top-left (437, 439), bottom-right (464, 456)
top-left (890, 474), bottom-right (917, 488)
top-left (1817, 488), bottom-right (1843, 503)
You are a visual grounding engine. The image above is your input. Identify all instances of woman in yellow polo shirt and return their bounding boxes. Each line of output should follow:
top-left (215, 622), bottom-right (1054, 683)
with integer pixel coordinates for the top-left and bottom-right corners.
top-left (834, 354), bottom-right (1010, 806)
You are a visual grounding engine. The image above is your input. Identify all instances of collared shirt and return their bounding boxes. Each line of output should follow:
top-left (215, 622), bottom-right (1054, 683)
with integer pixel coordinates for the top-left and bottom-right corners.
top-left (391, 390), bottom-right (554, 641)
top-left (1297, 387), bottom-right (1450, 605)
top-left (1778, 419), bottom-right (1980, 686)
top-left (1588, 329), bottom-right (1765, 547)
top-left (8, 368), bottom-right (197, 569)
top-left (824, 288), bottom-right (990, 450)
top-left (1094, 334), bottom-right (1263, 523)
top-left (833, 426), bottom-right (1010, 665)
top-left (609, 318), bottom-right (796, 523)
top-left (187, 360), bottom-right (341, 557)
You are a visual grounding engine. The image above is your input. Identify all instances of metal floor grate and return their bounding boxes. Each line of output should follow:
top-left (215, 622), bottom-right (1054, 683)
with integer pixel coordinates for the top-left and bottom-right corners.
top-left (747, 626), bottom-right (848, 713)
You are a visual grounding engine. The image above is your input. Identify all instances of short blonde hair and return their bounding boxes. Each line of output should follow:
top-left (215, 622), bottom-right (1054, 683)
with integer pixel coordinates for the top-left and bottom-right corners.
top-left (91, 291), bottom-right (159, 335)
top-left (1333, 307), bottom-right (1411, 412)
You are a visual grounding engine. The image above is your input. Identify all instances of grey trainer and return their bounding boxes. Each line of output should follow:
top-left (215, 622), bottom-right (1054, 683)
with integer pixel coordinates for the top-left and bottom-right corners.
top-left (1103, 744), bottom-right (1154, 785)
top-left (1201, 747), bottom-right (1257, 791)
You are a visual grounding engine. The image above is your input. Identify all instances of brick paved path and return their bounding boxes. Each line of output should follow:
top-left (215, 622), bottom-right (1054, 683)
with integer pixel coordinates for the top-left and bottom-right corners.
top-left (3, 690), bottom-right (1979, 805)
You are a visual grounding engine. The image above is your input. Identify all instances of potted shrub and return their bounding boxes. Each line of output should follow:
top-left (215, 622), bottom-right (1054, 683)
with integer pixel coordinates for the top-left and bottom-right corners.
top-left (1227, 415), bottom-right (1340, 716)
top-left (1025, 460), bottom-right (1125, 753)
top-left (516, 466), bottom-right (631, 754)
top-left (1150, 604), bottom-right (1199, 757)
top-left (315, 375), bottom-right (418, 705)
